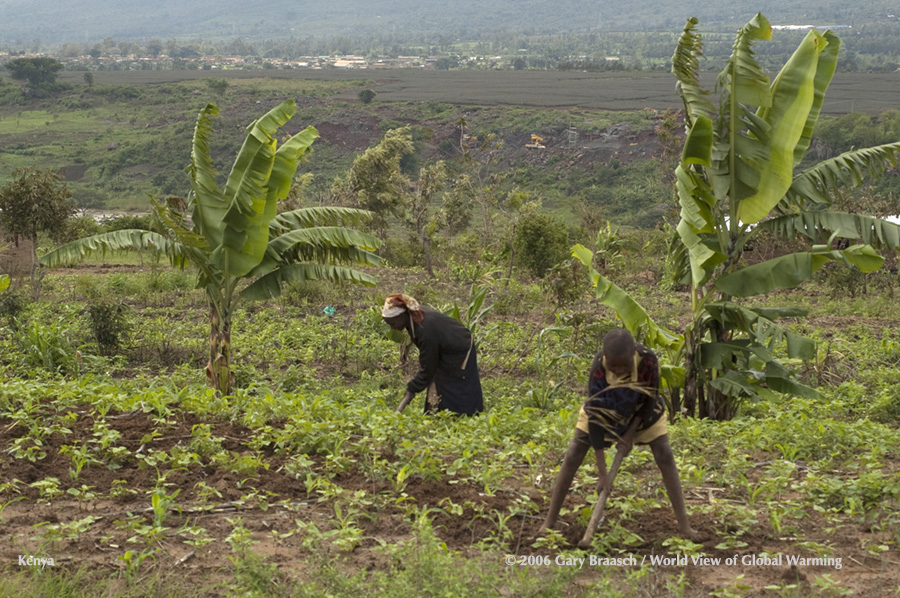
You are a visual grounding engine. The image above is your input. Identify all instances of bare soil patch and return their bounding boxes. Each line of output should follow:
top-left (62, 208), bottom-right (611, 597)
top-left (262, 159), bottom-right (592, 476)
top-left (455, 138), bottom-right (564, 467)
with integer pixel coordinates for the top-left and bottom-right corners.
top-left (2, 405), bottom-right (897, 595)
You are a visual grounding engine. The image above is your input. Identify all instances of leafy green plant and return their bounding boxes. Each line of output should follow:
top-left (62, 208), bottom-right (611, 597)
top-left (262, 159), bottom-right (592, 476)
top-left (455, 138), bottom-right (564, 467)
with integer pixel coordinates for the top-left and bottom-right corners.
top-left (524, 326), bottom-right (577, 410)
top-left (591, 221), bottom-right (625, 272)
top-left (542, 257), bottom-right (585, 308)
top-left (446, 284), bottom-right (496, 346)
top-left (35, 515), bottom-right (101, 542)
top-left (29, 477), bottom-right (63, 502)
top-left (150, 487), bottom-right (181, 528)
top-left (224, 516), bottom-right (258, 553)
top-left (0, 288), bottom-right (25, 328)
top-left (669, 14), bottom-right (900, 418)
top-left (661, 536), bottom-right (704, 557)
top-left (17, 318), bottom-right (79, 374)
top-left (59, 443), bottom-right (102, 479)
top-left (513, 210), bottom-right (569, 278)
top-left (109, 480), bottom-right (137, 501)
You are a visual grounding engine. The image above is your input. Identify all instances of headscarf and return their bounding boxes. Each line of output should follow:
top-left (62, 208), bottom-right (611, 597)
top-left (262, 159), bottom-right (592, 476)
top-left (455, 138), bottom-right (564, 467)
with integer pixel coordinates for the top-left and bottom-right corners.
top-left (382, 293), bottom-right (425, 324)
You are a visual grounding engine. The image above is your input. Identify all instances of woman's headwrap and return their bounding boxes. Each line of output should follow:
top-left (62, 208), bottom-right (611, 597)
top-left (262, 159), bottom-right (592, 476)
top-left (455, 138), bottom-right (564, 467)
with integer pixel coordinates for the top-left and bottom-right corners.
top-left (382, 293), bottom-right (425, 324)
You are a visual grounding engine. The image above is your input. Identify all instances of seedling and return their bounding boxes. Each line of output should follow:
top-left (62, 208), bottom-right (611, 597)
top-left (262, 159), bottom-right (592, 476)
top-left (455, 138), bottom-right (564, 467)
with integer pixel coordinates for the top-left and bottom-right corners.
top-left (151, 487), bottom-right (181, 528)
top-left (0, 496), bottom-right (25, 522)
top-left (109, 479), bottom-right (138, 501)
top-left (661, 536), bottom-right (704, 557)
top-left (118, 548), bottom-right (158, 583)
top-left (29, 477), bottom-right (63, 502)
top-left (224, 517), bottom-right (257, 553)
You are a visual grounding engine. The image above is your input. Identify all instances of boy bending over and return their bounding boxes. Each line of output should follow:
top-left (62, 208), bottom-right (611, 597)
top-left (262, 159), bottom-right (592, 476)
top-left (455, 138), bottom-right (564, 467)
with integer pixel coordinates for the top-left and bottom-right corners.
top-left (538, 329), bottom-right (695, 537)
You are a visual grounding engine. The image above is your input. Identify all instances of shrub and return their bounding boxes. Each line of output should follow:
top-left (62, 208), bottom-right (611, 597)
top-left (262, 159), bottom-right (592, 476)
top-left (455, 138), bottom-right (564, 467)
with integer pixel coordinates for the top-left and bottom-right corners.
top-left (870, 385), bottom-right (900, 423)
top-left (87, 301), bottom-right (130, 355)
top-left (62, 215), bottom-right (103, 242)
top-left (542, 257), bottom-right (585, 308)
top-left (102, 214), bottom-right (152, 232)
top-left (0, 291), bottom-right (27, 327)
top-left (357, 89), bottom-right (376, 104)
top-left (513, 211), bottom-right (569, 278)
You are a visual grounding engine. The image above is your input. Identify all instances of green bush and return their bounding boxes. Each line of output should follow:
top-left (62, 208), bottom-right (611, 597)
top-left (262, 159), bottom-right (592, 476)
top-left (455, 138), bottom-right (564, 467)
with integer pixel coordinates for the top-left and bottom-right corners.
top-left (870, 394), bottom-right (900, 423)
top-left (491, 278), bottom-right (544, 316)
top-left (0, 291), bottom-right (27, 327)
top-left (357, 88), bottom-right (376, 104)
top-left (513, 211), bottom-right (569, 278)
top-left (541, 257), bottom-right (585, 308)
top-left (87, 301), bottom-right (130, 356)
top-left (62, 215), bottom-right (103, 242)
top-left (102, 214), bottom-right (152, 232)
top-left (381, 237), bottom-right (420, 268)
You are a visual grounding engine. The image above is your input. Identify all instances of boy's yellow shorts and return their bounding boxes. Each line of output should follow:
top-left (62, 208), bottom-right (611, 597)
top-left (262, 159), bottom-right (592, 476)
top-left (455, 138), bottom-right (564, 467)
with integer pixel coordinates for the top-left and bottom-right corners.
top-left (575, 406), bottom-right (668, 447)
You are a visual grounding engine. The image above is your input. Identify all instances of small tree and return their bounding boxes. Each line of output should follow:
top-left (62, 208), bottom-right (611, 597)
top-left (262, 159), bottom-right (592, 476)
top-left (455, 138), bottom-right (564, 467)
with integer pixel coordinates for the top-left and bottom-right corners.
top-left (452, 133), bottom-right (509, 252)
top-left (402, 161), bottom-right (447, 277)
top-left (0, 169), bottom-right (74, 299)
top-left (4, 57), bottom-right (64, 88)
top-left (330, 127), bottom-right (414, 235)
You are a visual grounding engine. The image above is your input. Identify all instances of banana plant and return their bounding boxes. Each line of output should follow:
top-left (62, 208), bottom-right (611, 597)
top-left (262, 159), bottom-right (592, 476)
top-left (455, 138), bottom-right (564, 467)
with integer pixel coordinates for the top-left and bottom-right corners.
top-left (573, 15), bottom-right (900, 420)
top-left (41, 100), bottom-right (382, 395)
top-left (671, 14), bottom-right (900, 418)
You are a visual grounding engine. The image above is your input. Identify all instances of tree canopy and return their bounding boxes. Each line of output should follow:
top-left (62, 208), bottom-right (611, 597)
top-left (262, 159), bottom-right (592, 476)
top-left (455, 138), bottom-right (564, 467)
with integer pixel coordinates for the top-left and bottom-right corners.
top-left (3, 57), bottom-right (64, 88)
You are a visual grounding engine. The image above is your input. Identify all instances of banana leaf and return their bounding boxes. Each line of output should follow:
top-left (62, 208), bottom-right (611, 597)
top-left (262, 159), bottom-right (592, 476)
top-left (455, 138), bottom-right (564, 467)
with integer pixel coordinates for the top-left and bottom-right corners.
top-left (272, 207), bottom-right (375, 234)
top-left (737, 29), bottom-right (832, 224)
top-left (240, 263), bottom-right (378, 300)
top-left (572, 244), bottom-right (681, 351)
top-left (714, 244), bottom-right (883, 297)
top-left (784, 142), bottom-right (900, 207)
top-left (217, 100), bottom-right (297, 278)
top-left (758, 211), bottom-right (900, 249)
top-left (39, 230), bottom-right (171, 267)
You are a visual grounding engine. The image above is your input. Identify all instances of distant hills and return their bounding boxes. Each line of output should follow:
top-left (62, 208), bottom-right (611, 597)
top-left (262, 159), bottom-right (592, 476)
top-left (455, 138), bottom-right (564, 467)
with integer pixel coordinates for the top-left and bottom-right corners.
top-left (1, 0), bottom-right (895, 45)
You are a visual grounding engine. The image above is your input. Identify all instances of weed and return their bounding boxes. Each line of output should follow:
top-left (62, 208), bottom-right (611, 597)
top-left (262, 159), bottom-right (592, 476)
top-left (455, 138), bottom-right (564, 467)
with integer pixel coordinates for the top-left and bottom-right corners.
top-left (17, 318), bottom-right (79, 374)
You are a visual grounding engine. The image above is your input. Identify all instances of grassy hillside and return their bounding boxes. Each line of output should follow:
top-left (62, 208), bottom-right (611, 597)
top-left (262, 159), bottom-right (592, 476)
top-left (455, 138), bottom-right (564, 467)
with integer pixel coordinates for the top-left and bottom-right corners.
top-left (1, 70), bottom-right (897, 224)
top-left (0, 73), bottom-right (676, 223)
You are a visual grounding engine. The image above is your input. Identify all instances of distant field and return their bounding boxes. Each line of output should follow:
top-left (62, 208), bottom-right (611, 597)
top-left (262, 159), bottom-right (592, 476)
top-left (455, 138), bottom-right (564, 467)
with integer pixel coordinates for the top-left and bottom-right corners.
top-left (57, 69), bottom-right (900, 114)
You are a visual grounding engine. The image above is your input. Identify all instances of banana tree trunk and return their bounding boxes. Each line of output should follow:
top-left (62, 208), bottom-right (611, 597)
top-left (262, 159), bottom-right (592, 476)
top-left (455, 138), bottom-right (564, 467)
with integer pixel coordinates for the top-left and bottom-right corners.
top-left (683, 334), bottom-right (698, 418)
top-left (206, 300), bottom-right (234, 396)
top-left (704, 320), bottom-right (735, 420)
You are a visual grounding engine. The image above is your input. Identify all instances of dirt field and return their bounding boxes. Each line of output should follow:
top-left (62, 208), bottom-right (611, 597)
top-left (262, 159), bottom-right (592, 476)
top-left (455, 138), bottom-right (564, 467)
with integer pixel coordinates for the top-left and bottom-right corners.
top-left (2, 404), bottom-right (896, 595)
top-left (59, 69), bottom-right (900, 114)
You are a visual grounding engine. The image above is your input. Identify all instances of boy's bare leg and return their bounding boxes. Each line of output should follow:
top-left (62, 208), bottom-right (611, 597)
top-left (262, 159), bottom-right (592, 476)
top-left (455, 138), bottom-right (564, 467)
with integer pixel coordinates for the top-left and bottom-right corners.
top-left (538, 434), bottom-right (590, 534)
top-left (649, 434), bottom-right (696, 537)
